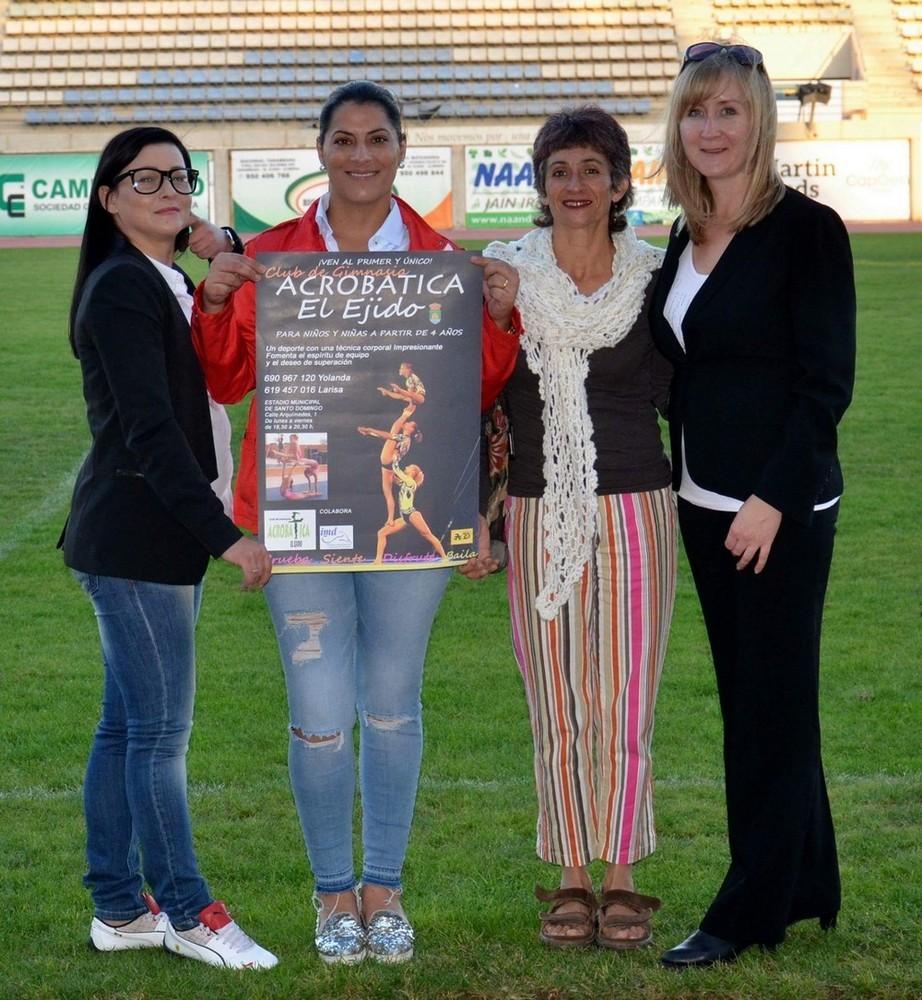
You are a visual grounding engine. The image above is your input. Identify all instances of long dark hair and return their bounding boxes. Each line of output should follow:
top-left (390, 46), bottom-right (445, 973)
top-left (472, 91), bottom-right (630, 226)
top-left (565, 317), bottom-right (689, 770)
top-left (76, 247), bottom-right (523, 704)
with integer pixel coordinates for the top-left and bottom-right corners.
top-left (68, 126), bottom-right (192, 357)
top-left (531, 106), bottom-right (634, 235)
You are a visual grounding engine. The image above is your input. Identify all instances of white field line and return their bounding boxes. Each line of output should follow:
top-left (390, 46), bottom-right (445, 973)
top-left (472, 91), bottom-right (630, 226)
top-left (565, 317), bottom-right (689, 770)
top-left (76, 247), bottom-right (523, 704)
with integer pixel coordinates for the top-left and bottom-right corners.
top-left (1, 772), bottom-right (918, 804)
top-left (0, 456), bottom-right (84, 562)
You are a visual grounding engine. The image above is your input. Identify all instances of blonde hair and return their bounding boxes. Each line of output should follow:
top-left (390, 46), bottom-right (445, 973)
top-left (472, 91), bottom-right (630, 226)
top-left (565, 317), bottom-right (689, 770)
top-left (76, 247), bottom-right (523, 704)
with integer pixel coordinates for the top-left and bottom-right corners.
top-left (662, 51), bottom-right (784, 242)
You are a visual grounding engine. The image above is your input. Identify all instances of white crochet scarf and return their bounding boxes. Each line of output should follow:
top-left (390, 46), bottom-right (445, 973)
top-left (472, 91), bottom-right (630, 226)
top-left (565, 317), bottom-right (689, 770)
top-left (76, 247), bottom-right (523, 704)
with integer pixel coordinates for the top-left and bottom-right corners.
top-left (485, 225), bottom-right (663, 620)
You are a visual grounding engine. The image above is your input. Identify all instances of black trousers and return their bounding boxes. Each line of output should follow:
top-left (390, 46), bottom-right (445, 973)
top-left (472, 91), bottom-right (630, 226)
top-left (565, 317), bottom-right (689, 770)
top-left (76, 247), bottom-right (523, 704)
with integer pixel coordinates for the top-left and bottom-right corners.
top-left (678, 498), bottom-right (841, 947)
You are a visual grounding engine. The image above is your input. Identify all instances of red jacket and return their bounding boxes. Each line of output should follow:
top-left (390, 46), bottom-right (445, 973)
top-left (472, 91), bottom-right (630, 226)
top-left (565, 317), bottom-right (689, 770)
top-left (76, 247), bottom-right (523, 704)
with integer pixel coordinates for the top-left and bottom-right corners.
top-left (192, 196), bottom-right (518, 532)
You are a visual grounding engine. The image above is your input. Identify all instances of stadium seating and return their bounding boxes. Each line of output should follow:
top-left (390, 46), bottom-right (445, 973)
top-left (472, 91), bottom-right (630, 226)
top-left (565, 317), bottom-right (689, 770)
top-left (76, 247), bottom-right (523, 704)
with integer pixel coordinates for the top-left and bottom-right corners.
top-left (0, 0), bottom-right (679, 124)
top-left (893, 1), bottom-right (922, 90)
top-left (710, 0), bottom-right (853, 28)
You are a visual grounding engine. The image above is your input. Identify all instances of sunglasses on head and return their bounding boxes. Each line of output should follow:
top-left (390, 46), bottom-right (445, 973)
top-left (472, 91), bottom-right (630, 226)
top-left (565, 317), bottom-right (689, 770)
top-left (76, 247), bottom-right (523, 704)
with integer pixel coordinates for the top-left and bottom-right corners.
top-left (681, 42), bottom-right (764, 71)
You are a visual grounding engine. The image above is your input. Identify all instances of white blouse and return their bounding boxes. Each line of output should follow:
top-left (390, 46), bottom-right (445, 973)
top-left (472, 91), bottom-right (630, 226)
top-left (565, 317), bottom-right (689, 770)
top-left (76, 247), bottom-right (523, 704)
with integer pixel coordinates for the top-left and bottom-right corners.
top-left (663, 242), bottom-right (837, 513)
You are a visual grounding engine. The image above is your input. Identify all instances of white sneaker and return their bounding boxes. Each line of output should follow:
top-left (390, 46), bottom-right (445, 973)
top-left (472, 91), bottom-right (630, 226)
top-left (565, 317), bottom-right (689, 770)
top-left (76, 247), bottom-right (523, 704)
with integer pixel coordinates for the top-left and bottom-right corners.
top-left (89, 892), bottom-right (167, 952)
top-left (164, 900), bottom-right (278, 970)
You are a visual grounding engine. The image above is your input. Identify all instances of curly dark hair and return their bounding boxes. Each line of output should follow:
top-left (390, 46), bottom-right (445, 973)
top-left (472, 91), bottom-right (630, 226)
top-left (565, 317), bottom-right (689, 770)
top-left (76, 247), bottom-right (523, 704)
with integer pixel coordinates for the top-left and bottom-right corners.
top-left (532, 106), bottom-right (634, 234)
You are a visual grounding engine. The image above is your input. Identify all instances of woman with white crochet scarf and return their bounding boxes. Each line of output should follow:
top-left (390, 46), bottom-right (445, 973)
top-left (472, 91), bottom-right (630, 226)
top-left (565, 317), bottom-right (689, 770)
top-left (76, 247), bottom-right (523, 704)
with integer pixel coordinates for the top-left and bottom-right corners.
top-left (478, 107), bottom-right (677, 950)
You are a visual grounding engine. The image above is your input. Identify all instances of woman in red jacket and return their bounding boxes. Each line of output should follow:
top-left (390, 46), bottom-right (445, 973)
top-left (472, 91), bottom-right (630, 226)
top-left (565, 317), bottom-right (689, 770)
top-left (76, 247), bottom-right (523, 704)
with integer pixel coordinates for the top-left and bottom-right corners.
top-left (192, 81), bottom-right (518, 965)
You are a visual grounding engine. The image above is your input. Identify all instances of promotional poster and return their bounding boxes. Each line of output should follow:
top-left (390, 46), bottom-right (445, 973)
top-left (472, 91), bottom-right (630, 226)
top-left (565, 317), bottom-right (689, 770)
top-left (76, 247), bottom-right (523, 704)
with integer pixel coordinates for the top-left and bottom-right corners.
top-left (256, 251), bottom-right (483, 571)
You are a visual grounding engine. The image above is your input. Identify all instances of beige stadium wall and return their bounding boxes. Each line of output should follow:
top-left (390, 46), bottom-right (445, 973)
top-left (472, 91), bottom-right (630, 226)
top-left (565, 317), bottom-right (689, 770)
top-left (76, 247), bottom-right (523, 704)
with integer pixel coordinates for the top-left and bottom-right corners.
top-left (1, 116), bottom-right (920, 229)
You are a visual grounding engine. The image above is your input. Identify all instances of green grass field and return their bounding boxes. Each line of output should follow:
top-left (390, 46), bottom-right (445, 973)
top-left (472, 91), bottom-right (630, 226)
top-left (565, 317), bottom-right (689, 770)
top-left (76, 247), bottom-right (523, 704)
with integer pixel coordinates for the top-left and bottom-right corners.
top-left (0, 236), bottom-right (920, 999)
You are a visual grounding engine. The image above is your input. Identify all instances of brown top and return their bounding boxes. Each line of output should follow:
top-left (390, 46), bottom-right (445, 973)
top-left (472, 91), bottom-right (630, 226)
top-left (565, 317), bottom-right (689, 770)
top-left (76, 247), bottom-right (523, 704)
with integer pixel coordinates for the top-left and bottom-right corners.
top-left (503, 282), bottom-right (673, 497)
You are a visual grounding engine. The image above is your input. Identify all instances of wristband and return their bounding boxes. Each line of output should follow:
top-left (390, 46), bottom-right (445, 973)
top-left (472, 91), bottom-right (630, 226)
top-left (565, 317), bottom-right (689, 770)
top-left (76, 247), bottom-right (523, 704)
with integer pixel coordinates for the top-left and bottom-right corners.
top-left (221, 226), bottom-right (245, 255)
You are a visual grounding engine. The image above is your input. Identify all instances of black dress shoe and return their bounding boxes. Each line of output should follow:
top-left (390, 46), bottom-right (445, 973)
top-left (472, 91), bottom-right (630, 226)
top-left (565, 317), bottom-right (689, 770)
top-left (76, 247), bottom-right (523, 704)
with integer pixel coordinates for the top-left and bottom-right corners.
top-left (661, 929), bottom-right (745, 969)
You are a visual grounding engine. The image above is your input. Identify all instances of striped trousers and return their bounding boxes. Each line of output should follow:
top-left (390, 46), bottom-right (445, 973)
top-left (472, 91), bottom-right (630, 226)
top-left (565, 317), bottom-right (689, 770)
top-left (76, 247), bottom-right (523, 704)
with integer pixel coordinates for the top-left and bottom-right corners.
top-left (505, 489), bottom-right (676, 867)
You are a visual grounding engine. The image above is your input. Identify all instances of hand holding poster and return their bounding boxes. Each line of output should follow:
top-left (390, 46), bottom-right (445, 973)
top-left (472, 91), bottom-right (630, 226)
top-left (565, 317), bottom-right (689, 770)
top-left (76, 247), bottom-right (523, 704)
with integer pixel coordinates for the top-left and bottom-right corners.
top-left (256, 252), bottom-right (482, 571)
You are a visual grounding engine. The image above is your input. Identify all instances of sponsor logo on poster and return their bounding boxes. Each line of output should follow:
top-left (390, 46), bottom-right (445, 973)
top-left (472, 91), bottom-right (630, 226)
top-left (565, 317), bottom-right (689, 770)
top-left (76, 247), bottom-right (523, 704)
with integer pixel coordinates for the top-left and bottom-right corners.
top-left (319, 525), bottom-right (354, 549)
top-left (264, 509), bottom-right (317, 551)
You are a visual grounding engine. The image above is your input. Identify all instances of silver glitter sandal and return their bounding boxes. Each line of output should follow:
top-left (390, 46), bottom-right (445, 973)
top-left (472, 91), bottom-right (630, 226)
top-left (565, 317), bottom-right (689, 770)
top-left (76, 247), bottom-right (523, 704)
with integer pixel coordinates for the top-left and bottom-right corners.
top-left (312, 888), bottom-right (366, 965)
top-left (364, 887), bottom-right (414, 964)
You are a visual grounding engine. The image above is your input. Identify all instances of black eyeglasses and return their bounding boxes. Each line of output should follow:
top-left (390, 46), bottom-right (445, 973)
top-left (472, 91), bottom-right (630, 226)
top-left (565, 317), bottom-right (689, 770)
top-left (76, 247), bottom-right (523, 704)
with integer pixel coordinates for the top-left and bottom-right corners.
top-left (109, 167), bottom-right (199, 195)
top-left (681, 42), bottom-right (764, 72)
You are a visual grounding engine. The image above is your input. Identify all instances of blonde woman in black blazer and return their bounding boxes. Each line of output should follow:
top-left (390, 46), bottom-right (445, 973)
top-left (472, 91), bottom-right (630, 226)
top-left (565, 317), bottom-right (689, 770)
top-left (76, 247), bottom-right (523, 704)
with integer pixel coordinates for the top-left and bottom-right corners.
top-left (649, 45), bottom-right (856, 968)
top-left (62, 127), bottom-right (276, 970)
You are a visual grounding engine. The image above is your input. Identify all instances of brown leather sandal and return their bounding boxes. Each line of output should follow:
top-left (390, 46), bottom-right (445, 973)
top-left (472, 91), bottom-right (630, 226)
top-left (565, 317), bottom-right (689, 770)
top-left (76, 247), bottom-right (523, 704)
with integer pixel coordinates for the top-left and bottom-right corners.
top-left (595, 889), bottom-right (662, 950)
top-left (535, 884), bottom-right (597, 949)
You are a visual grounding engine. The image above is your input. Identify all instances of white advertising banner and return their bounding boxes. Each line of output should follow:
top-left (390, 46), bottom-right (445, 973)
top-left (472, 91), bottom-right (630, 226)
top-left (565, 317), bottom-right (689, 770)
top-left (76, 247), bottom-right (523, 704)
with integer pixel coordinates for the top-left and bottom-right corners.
top-left (774, 140), bottom-right (910, 221)
top-left (232, 148), bottom-right (453, 232)
top-left (464, 145), bottom-right (538, 228)
top-left (463, 139), bottom-right (911, 228)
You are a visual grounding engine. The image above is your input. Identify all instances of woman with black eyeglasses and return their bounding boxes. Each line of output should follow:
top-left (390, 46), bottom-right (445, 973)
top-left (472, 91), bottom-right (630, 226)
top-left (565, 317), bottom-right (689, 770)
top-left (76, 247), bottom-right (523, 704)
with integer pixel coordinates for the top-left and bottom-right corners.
top-left (61, 127), bottom-right (277, 970)
top-left (650, 45), bottom-right (855, 967)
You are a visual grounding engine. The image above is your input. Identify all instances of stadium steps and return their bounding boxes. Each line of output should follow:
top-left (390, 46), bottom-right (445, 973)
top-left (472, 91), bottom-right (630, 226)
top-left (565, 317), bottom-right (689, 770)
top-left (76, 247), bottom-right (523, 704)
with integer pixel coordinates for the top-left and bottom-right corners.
top-left (848, 0), bottom-right (920, 116)
top-left (669, 0), bottom-right (919, 122)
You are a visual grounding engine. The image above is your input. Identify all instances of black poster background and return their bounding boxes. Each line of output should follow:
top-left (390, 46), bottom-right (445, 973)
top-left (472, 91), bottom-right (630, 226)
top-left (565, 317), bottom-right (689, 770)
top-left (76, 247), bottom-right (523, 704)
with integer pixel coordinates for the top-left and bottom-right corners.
top-left (256, 251), bottom-right (482, 571)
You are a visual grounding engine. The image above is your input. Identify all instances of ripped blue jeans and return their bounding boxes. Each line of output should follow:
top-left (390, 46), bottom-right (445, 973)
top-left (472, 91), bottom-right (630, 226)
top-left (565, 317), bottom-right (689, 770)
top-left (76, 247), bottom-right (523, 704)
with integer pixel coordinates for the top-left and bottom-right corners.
top-left (263, 568), bottom-right (450, 893)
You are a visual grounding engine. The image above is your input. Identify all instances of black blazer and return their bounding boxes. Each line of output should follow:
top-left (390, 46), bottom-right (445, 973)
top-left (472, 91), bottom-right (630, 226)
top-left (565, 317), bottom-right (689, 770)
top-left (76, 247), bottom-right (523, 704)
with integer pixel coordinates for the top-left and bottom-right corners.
top-left (61, 241), bottom-right (241, 584)
top-left (649, 188), bottom-right (856, 524)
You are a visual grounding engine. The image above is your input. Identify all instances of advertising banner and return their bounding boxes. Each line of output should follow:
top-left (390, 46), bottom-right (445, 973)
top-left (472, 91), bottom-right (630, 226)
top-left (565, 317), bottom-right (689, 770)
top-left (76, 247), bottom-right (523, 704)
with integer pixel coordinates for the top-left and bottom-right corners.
top-left (255, 251), bottom-right (482, 571)
top-left (627, 143), bottom-right (677, 226)
top-left (463, 138), bottom-right (912, 227)
top-left (0, 152), bottom-right (212, 236)
top-left (232, 148), bottom-right (453, 232)
top-left (774, 139), bottom-right (910, 221)
top-left (464, 142), bottom-right (677, 228)
top-left (464, 145), bottom-right (538, 228)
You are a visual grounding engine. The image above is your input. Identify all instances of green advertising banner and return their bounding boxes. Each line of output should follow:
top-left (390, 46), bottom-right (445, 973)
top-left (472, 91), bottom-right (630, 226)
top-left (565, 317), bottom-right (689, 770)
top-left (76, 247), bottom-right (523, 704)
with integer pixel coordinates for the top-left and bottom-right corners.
top-left (0, 152), bottom-right (212, 237)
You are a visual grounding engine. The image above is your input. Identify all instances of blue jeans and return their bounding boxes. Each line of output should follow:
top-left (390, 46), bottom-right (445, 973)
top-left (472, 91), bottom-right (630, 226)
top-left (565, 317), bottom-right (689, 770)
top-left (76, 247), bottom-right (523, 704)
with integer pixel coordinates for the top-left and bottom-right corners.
top-left (74, 571), bottom-right (211, 930)
top-left (263, 568), bottom-right (450, 893)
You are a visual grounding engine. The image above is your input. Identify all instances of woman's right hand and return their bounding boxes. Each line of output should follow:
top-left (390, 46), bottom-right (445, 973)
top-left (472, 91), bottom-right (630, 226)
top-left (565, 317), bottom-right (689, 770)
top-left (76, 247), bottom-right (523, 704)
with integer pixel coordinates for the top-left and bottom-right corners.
top-left (220, 535), bottom-right (273, 589)
top-left (724, 495), bottom-right (782, 574)
top-left (200, 252), bottom-right (266, 314)
top-left (471, 256), bottom-right (519, 331)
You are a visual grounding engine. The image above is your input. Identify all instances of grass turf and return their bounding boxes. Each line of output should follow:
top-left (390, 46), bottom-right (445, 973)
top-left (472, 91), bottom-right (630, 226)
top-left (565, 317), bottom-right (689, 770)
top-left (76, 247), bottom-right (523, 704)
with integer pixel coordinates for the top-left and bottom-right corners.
top-left (0, 236), bottom-right (919, 999)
